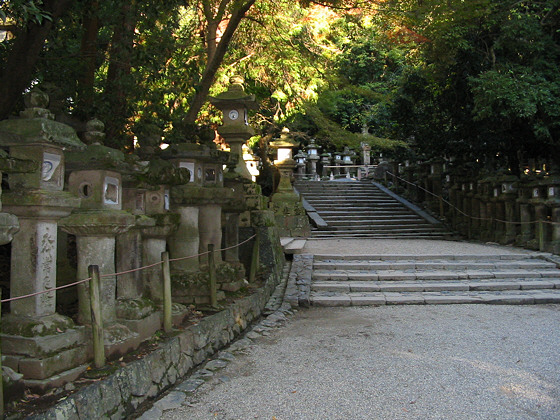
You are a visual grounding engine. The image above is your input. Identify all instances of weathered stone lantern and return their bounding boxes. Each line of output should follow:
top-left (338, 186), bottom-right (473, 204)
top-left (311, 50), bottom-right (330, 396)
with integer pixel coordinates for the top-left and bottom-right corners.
top-left (209, 76), bottom-right (258, 181)
top-left (0, 89), bottom-right (88, 387)
top-left (294, 150), bottom-right (306, 177)
top-left (307, 138), bottom-right (320, 177)
top-left (268, 128), bottom-right (309, 236)
top-left (320, 152), bottom-right (331, 177)
top-left (60, 119), bottom-right (139, 355)
top-left (334, 152), bottom-right (342, 175)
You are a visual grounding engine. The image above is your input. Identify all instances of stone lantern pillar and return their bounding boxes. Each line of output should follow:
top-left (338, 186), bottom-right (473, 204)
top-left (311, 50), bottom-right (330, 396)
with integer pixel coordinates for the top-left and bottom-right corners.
top-left (269, 129), bottom-right (310, 237)
top-left (516, 177), bottom-right (534, 247)
top-left (0, 89), bottom-right (89, 387)
top-left (527, 179), bottom-right (548, 250)
top-left (307, 138), bottom-right (320, 177)
top-left (341, 146), bottom-right (352, 176)
top-left (498, 175), bottom-right (519, 244)
top-left (209, 76), bottom-right (258, 181)
top-left (334, 152), bottom-right (342, 176)
top-left (361, 142), bottom-right (371, 166)
top-left (59, 120), bottom-right (139, 355)
top-left (294, 150), bottom-right (306, 177)
top-left (319, 152), bottom-right (330, 178)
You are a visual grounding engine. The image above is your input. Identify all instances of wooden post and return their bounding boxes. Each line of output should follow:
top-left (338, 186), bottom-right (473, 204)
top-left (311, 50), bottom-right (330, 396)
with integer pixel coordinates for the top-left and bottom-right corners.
top-left (161, 252), bottom-right (172, 333)
top-left (208, 244), bottom-right (217, 308)
top-left (439, 196), bottom-right (445, 219)
top-left (249, 230), bottom-right (260, 283)
top-left (88, 265), bottom-right (105, 369)
top-left (539, 221), bottom-right (545, 251)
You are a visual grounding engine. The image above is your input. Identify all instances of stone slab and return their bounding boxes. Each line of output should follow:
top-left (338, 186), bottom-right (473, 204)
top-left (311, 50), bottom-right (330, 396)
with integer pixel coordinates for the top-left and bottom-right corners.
top-left (422, 295), bottom-right (482, 304)
top-left (311, 295), bottom-right (352, 307)
top-left (469, 282), bottom-right (521, 291)
top-left (19, 346), bottom-right (89, 380)
top-left (478, 294), bottom-right (536, 305)
top-left (519, 281), bottom-right (555, 290)
top-left (350, 295), bottom-right (386, 306)
top-left (312, 282), bottom-right (350, 292)
top-left (385, 295), bottom-right (425, 305)
top-left (378, 284), bottom-right (425, 292)
top-left (349, 282), bottom-right (380, 292)
top-left (378, 272), bottom-right (417, 281)
top-left (24, 364), bottom-right (88, 392)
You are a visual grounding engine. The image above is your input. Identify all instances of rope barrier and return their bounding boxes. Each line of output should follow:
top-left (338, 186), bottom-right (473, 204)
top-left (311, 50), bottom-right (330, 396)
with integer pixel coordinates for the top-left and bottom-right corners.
top-left (386, 171), bottom-right (559, 226)
top-left (0, 233), bottom-right (258, 304)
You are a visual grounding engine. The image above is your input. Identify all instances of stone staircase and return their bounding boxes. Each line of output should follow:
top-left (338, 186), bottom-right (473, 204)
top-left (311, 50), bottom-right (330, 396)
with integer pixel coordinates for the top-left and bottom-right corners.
top-left (307, 253), bottom-right (560, 306)
top-left (295, 180), bottom-right (453, 239)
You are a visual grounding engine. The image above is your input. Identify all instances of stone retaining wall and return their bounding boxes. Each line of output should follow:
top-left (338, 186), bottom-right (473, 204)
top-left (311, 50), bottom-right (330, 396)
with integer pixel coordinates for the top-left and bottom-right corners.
top-left (28, 270), bottom-right (280, 420)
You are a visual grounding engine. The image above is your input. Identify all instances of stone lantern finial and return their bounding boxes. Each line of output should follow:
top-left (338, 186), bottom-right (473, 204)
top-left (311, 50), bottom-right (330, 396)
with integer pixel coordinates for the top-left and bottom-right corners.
top-left (83, 118), bottom-right (106, 145)
top-left (20, 88), bottom-right (54, 120)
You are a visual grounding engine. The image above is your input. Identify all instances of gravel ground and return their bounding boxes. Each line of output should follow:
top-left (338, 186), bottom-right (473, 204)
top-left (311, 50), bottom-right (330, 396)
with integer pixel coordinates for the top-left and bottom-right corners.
top-left (160, 304), bottom-right (560, 420)
top-left (303, 238), bottom-right (536, 256)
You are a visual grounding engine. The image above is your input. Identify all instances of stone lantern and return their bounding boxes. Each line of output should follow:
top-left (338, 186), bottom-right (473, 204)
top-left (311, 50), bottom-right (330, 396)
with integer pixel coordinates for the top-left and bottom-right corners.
top-left (269, 129), bottom-right (310, 237)
top-left (209, 76), bottom-right (258, 181)
top-left (294, 150), bottom-right (306, 177)
top-left (334, 152), bottom-right (343, 175)
top-left (270, 128), bottom-right (298, 192)
top-left (306, 138), bottom-right (320, 177)
top-left (60, 120), bottom-right (139, 355)
top-left (0, 89), bottom-right (88, 387)
top-left (320, 152), bottom-right (331, 178)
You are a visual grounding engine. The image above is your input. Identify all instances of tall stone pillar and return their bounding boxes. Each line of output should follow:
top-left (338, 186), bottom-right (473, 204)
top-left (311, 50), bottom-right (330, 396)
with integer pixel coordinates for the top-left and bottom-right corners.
top-left (60, 120), bottom-right (139, 357)
top-left (0, 89), bottom-right (89, 389)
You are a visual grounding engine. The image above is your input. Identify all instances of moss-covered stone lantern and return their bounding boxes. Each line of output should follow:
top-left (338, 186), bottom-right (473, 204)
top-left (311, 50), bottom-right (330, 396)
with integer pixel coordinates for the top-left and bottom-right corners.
top-left (60, 119), bottom-right (139, 357)
top-left (209, 76), bottom-right (258, 181)
top-left (0, 89), bottom-right (88, 388)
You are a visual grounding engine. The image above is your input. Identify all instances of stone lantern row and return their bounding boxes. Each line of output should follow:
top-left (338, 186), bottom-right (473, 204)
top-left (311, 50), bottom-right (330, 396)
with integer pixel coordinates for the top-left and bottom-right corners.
top-left (395, 159), bottom-right (560, 253)
top-left (290, 143), bottom-right (376, 178)
top-left (0, 80), bottom-right (269, 391)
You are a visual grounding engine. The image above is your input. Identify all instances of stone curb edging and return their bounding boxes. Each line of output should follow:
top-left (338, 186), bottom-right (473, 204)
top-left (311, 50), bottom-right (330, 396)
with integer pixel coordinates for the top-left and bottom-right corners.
top-left (26, 269), bottom-right (281, 420)
top-left (135, 303), bottom-right (295, 419)
top-left (285, 254), bottom-right (313, 308)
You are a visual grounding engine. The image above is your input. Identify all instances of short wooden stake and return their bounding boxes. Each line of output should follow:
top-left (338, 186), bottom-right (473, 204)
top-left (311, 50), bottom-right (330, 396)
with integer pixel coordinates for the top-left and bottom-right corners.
top-left (208, 244), bottom-right (217, 308)
top-left (161, 252), bottom-right (172, 333)
top-left (539, 221), bottom-right (545, 251)
top-left (88, 265), bottom-right (105, 369)
top-left (249, 231), bottom-right (260, 283)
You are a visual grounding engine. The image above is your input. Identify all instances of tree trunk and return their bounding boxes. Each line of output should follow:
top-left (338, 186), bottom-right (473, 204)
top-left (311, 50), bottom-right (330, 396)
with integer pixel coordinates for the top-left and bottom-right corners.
top-left (77, 0), bottom-right (101, 112)
top-left (103, 1), bottom-right (138, 150)
top-left (0, 0), bottom-right (72, 119)
top-left (183, 0), bottom-right (257, 125)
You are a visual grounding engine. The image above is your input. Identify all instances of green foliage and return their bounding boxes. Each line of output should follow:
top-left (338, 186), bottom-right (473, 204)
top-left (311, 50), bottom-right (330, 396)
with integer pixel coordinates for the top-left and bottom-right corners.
top-left (0, 0), bottom-right (52, 26)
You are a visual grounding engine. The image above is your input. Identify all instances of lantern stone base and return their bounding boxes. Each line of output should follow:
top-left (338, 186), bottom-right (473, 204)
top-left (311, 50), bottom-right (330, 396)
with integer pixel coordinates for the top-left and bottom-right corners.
top-left (1, 314), bottom-right (90, 389)
top-left (116, 297), bottom-right (162, 340)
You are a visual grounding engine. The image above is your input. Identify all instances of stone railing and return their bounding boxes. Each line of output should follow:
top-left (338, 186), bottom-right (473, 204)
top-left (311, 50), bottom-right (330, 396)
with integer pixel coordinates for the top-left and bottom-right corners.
top-left (381, 164), bottom-right (560, 254)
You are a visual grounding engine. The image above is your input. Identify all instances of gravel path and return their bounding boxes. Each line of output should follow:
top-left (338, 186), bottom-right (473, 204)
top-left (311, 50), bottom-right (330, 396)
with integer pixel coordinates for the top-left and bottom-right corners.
top-left (158, 304), bottom-right (560, 420)
top-left (303, 238), bottom-right (536, 256)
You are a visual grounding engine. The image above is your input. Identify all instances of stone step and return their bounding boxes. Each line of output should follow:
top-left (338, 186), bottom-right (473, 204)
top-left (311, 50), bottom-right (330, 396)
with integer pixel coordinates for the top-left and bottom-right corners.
top-left (283, 239), bottom-right (307, 254)
top-left (313, 227), bottom-right (449, 235)
top-left (312, 253), bottom-right (535, 261)
top-left (325, 219), bottom-right (433, 226)
top-left (310, 233), bottom-right (452, 239)
top-left (309, 289), bottom-right (560, 306)
top-left (312, 278), bottom-right (560, 293)
top-left (313, 260), bottom-right (558, 271)
top-left (312, 269), bottom-right (560, 281)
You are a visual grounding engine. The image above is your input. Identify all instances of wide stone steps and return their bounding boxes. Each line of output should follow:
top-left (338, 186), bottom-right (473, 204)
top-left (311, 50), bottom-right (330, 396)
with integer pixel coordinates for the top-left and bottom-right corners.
top-left (296, 180), bottom-right (452, 239)
top-left (308, 254), bottom-right (560, 306)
